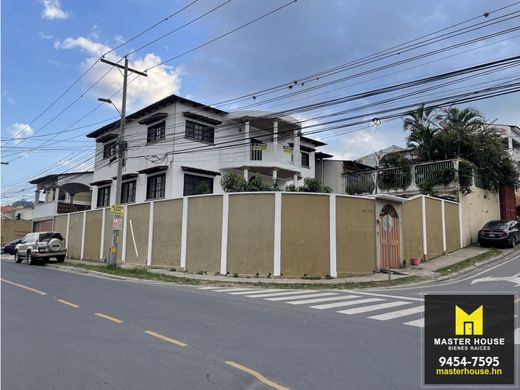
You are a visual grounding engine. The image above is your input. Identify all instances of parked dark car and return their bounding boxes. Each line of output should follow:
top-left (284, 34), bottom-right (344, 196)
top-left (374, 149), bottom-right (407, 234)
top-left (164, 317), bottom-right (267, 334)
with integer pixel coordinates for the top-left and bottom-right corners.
top-left (478, 220), bottom-right (520, 248)
top-left (2, 239), bottom-right (22, 255)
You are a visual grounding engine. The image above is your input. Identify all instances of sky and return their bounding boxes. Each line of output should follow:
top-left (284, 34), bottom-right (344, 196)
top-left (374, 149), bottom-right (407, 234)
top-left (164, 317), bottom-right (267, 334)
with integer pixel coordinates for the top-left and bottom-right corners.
top-left (2, 0), bottom-right (519, 204)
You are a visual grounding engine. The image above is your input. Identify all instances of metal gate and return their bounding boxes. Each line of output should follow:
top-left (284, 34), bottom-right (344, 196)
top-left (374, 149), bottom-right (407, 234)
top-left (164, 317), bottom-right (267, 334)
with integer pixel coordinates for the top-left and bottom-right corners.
top-left (379, 204), bottom-right (400, 269)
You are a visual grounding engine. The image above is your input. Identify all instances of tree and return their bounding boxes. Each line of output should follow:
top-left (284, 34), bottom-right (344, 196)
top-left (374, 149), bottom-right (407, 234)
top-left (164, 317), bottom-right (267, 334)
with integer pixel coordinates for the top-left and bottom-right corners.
top-left (403, 104), bottom-right (439, 161)
top-left (441, 107), bottom-right (484, 158)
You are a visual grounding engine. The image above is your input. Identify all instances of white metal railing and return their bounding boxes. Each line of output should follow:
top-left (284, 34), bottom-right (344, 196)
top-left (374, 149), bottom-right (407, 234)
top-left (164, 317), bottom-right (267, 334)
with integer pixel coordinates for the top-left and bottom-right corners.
top-left (344, 159), bottom-right (460, 195)
top-left (219, 143), bottom-right (294, 166)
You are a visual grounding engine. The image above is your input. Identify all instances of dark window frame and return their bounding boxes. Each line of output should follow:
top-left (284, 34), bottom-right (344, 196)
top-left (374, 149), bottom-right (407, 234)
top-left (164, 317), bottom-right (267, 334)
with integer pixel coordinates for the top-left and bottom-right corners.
top-left (103, 142), bottom-right (117, 159)
top-left (301, 152), bottom-right (310, 168)
top-left (97, 186), bottom-right (111, 207)
top-left (185, 120), bottom-right (215, 144)
top-left (121, 180), bottom-right (136, 204)
top-left (146, 173), bottom-right (166, 200)
top-left (146, 121), bottom-right (166, 144)
top-left (183, 174), bottom-right (214, 196)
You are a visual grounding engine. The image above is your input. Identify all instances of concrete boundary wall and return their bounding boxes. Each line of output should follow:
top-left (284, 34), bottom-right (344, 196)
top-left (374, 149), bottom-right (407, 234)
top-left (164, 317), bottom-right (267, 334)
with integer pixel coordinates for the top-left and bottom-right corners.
top-left (52, 193), bottom-right (462, 277)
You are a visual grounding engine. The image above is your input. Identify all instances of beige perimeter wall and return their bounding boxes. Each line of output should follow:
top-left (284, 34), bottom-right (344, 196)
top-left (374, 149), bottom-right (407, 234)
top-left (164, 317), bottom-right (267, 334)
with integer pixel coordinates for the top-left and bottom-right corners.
top-left (281, 194), bottom-right (330, 277)
top-left (336, 197), bottom-right (376, 276)
top-left (125, 204), bottom-right (150, 265)
top-left (1, 219), bottom-right (32, 243)
top-left (67, 212), bottom-right (84, 259)
top-left (186, 195), bottom-right (222, 273)
top-left (151, 199), bottom-right (183, 268)
top-left (83, 210), bottom-right (102, 260)
top-left (445, 202), bottom-right (460, 252)
top-left (227, 194), bottom-right (275, 276)
top-left (425, 198), bottom-right (443, 260)
top-left (402, 197), bottom-right (423, 262)
top-left (459, 187), bottom-right (500, 246)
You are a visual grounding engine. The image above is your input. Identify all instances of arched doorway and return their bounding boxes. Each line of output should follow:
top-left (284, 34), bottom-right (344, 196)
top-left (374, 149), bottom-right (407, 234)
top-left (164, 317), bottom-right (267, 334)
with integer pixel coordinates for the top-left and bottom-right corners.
top-left (379, 204), bottom-right (400, 270)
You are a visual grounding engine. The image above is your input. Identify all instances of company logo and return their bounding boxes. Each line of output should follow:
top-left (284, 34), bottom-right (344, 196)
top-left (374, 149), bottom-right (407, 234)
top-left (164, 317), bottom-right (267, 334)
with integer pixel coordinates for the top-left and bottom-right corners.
top-left (455, 305), bottom-right (483, 335)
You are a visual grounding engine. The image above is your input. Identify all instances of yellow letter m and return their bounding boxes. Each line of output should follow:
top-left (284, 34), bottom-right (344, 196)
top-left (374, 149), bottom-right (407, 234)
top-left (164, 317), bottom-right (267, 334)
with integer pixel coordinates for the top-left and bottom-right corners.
top-left (455, 305), bottom-right (483, 335)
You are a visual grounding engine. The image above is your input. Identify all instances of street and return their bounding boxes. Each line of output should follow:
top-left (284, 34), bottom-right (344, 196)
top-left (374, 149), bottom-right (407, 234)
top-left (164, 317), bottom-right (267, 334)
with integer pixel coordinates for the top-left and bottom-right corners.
top-left (2, 252), bottom-right (519, 390)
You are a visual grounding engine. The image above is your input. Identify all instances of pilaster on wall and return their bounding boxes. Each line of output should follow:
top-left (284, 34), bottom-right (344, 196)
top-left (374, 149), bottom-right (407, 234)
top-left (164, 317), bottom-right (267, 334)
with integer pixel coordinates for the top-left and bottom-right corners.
top-left (180, 197), bottom-right (188, 270)
top-left (65, 214), bottom-right (70, 249)
top-left (273, 192), bottom-right (282, 276)
top-left (220, 194), bottom-right (229, 275)
top-left (80, 211), bottom-right (87, 260)
top-left (329, 194), bottom-right (337, 278)
top-left (147, 202), bottom-right (154, 267)
top-left (121, 205), bottom-right (128, 264)
top-left (441, 200), bottom-right (447, 253)
top-left (100, 208), bottom-right (106, 259)
top-left (421, 195), bottom-right (428, 259)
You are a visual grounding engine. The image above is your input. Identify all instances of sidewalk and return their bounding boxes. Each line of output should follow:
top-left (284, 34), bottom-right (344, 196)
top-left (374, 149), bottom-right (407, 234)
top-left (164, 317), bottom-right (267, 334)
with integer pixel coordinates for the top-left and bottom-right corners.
top-left (61, 245), bottom-right (514, 286)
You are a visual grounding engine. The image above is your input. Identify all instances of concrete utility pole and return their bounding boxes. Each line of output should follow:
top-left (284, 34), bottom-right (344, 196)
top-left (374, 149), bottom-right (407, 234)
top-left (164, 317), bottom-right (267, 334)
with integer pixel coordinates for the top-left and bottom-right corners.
top-left (100, 57), bottom-right (147, 267)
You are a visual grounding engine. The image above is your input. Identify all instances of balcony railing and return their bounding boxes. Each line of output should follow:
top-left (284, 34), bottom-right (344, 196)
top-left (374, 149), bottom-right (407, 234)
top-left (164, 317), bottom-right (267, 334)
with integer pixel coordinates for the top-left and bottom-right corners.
top-left (345, 159), bottom-right (461, 195)
top-left (219, 143), bottom-right (294, 166)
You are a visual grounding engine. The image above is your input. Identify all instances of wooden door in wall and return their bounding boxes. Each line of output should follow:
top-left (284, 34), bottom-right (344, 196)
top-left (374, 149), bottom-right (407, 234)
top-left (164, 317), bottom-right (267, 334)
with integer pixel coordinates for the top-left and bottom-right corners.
top-left (379, 204), bottom-right (401, 270)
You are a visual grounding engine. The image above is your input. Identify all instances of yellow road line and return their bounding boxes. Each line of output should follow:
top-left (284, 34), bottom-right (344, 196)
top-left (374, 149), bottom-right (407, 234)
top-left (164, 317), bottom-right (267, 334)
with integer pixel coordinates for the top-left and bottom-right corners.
top-left (57, 299), bottom-right (79, 308)
top-left (94, 312), bottom-right (123, 324)
top-left (0, 278), bottom-right (47, 295)
top-left (225, 361), bottom-right (288, 390)
top-left (144, 330), bottom-right (187, 347)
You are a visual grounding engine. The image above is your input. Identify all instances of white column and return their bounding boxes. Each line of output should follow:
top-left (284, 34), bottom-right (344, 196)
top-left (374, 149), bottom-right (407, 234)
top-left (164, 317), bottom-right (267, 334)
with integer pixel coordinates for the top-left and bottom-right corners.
top-left (100, 208), bottom-right (106, 259)
top-left (146, 202), bottom-right (154, 267)
top-left (293, 174), bottom-right (298, 186)
top-left (458, 201), bottom-right (464, 248)
top-left (329, 194), bottom-right (337, 278)
top-left (180, 197), bottom-right (188, 270)
top-left (121, 205), bottom-right (128, 263)
top-left (244, 168), bottom-right (249, 180)
top-left (273, 169), bottom-right (278, 184)
top-left (293, 128), bottom-right (301, 167)
top-left (244, 120), bottom-right (250, 159)
top-left (421, 196), bottom-right (428, 259)
top-left (34, 190), bottom-right (40, 205)
top-left (273, 192), bottom-right (282, 276)
top-left (220, 194), bottom-right (229, 275)
top-left (441, 200), bottom-right (447, 253)
top-left (273, 120), bottom-right (278, 159)
top-left (54, 187), bottom-right (60, 201)
top-left (80, 211), bottom-right (87, 260)
top-left (65, 213), bottom-right (70, 249)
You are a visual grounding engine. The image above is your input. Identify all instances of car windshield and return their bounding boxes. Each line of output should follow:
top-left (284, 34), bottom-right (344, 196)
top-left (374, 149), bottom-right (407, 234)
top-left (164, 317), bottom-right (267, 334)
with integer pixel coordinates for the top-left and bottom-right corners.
top-left (482, 221), bottom-right (510, 230)
top-left (39, 232), bottom-right (63, 241)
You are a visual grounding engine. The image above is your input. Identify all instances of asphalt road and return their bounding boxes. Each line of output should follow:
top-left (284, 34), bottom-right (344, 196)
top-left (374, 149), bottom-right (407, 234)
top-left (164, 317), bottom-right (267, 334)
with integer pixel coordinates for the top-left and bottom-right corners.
top-left (2, 251), bottom-right (519, 390)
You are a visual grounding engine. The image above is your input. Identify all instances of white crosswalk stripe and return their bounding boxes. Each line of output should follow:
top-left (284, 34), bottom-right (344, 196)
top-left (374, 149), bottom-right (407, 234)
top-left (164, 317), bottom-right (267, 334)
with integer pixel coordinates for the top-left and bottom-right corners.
top-left (369, 306), bottom-right (424, 321)
top-left (310, 298), bottom-right (384, 310)
top-left (404, 318), bottom-right (424, 328)
top-left (245, 290), bottom-right (314, 298)
top-left (287, 295), bottom-right (360, 305)
top-left (228, 289), bottom-right (271, 295)
top-left (213, 288), bottom-right (253, 293)
top-left (337, 301), bottom-right (411, 315)
top-left (266, 292), bottom-right (337, 301)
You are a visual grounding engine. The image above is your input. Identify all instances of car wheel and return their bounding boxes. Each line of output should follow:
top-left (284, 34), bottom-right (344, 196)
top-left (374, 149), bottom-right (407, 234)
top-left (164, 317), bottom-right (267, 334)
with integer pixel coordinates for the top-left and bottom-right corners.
top-left (56, 256), bottom-right (65, 263)
top-left (27, 251), bottom-right (34, 265)
top-left (509, 236), bottom-right (516, 248)
top-left (14, 251), bottom-right (22, 263)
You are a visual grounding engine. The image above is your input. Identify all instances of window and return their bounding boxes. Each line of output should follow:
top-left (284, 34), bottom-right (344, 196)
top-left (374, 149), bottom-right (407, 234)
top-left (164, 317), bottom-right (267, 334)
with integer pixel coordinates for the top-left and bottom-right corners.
top-left (301, 152), bottom-right (310, 168)
top-left (103, 142), bottom-right (117, 159)
top-left (121, 180), bottom-right (136, 204)
top-left (147, 174), bottom-right (166, 200)
top-left (147, 121), bottom-right (166, 143)
top-left (97, 186), bottom-right (111, 207)
top-left (185, 120), bottom-right (214, 144)
top-left (183, 174), bottom-right (213, 196)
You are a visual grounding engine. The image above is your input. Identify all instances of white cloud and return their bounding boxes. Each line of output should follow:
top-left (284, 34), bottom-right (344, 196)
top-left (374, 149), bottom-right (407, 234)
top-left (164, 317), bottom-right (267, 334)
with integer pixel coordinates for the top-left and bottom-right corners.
top-left (9, 123), bottom-right (34, 144)
top-left (41, 0), bottom-right (71, 20)
top-left (38, 32), bottom-right (54, 40)
top-left (54, 36), bottom-right (182, 111)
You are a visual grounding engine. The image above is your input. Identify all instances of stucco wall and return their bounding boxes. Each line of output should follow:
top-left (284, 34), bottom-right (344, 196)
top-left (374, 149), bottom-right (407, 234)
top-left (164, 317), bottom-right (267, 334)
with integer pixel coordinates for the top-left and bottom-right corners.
top-left (227, 194), bottom-right (275, 276)
top-left (151, 199), bottom-right (183, 268)
top-left (103, 211), bottom-right (122, 262)
top-left (281, 194), bottom-right (330, 277)
top-left (125, 204), bottom-right (150, 265)
top-left (54, 215), bottom-right (67, 237)
top-left (84, 210), bottom-right (102, 260)
top-left (1, 219), bottom-right (32, 243)
top-left (445, 202), bottom-right (460, 252)
top-left (67, 212), bottom-right (83, 259)
top-left (336, 196), bottom-right (376, 276)
top-left (402, 197), bottom-right (423, 262)
top-left (459, 187), bottom-right (500, 246)
top-left (186, 195), bottom-right (222, 273)
top-left (425, 198), bottom-right (443, 259)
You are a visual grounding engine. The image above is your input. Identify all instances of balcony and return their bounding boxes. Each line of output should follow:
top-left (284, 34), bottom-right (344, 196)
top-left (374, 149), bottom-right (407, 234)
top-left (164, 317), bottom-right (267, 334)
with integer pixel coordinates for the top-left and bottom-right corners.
top-left (219, 143), bottom-right (299, 175)
top-left (344, 159), bottom-right (463, 196)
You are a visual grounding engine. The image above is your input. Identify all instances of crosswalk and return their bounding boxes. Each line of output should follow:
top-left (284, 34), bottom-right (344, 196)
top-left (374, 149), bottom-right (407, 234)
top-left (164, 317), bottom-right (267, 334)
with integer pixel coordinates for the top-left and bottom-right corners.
top-left (197, 286), bottom-right (520, 343)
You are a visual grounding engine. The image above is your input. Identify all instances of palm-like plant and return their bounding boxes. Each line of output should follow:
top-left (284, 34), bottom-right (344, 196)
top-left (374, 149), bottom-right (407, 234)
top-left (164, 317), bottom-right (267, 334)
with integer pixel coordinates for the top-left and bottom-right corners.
top-left (403, 104), bottom-right (438, 161)
top-left (442, 107), bottom-right (484, 158)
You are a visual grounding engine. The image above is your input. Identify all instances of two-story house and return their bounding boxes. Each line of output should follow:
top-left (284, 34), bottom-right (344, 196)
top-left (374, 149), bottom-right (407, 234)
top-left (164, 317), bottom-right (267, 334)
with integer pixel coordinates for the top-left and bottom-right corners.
top-left (87, 94), bottom-right (327, 207)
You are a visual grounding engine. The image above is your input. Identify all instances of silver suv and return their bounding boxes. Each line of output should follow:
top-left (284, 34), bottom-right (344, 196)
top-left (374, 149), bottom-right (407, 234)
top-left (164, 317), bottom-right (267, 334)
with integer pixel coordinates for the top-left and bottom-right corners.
top-left (14, 231), bottom-right (67, 265)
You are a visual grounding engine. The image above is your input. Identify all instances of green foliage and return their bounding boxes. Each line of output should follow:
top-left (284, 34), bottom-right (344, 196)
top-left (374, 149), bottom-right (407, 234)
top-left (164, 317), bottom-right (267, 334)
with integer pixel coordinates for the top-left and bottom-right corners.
top-left (345, 174), bottom-right (375, 195)
top-left (298, 177), bottom-right (332, 193)
top-left (285, 184), bottom-right (298, 192)
top-left (220, 172), bottom-right (248, 192)
top-left (246, 175), bottom-right (274, 192)
top-left (378, 152), bottom-right (412, 190)
top-left (457, 160), bottom-right (473, 194)
top-left (193, 181), bottom-right (211, 195)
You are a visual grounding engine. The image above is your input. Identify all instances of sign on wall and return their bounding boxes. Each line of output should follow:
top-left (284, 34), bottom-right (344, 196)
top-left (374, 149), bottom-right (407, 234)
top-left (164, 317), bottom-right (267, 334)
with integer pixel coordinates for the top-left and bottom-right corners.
top-left (110, 204), bottom-right (124, 217)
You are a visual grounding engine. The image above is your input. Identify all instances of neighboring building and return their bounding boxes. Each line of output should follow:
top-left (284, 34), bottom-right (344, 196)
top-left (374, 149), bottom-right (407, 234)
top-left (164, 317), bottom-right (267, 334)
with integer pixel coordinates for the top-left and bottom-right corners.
top-left (494, 124), bottom-right (520, 219)
top-left (315, 159), bottom-right (372, 194)
top-left (30, 172), bottom-right (93, 231)
top-left (355, 145), bottom-right (406, 168)
top-left (86, 94), bottom-right (327, 207)
top-left (494, 124), bottom-right (520, 165)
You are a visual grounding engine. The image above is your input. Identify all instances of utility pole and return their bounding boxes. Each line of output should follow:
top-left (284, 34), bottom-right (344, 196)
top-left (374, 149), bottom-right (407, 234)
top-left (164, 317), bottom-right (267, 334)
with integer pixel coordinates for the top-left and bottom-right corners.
top-left (100, 57), bottom-right (147, 267)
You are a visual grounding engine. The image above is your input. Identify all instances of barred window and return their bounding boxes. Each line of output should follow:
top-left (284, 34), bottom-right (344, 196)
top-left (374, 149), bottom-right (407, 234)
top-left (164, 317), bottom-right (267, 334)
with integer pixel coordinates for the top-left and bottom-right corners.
top-left (301, 152), bottom-right (310, 168)
top-left (183, 174), bottom-right (213, 196)
top-left (121, 181), bottom-right (136, 204)
top-left (103, 142), bottom-right (117, 159)
top-left (147, 121), bottom-right (166, 143)
top-left (185, 120), bottom-right (214, 144)
top-left (97, 186), bottom-right (111, 207)
top-left (146, 174), bottom-right (166, 200)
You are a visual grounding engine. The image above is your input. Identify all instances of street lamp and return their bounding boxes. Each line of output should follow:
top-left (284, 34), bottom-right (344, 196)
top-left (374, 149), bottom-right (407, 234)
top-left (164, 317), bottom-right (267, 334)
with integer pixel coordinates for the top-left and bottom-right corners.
top-left (97, 98), bottom-right (121, 116)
